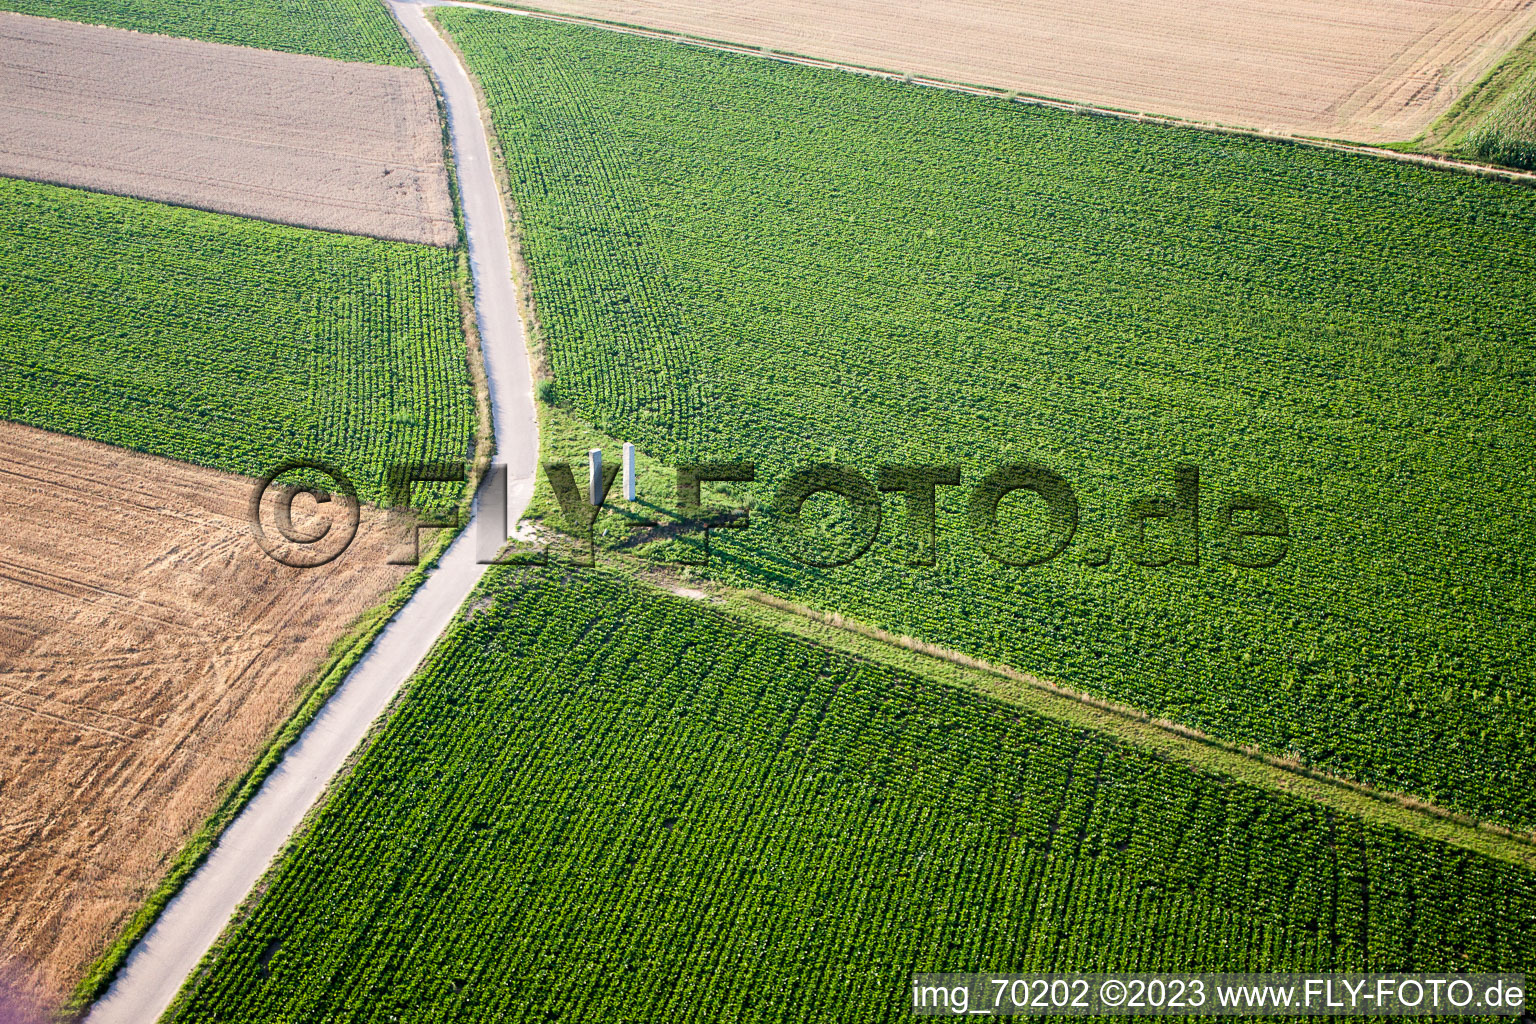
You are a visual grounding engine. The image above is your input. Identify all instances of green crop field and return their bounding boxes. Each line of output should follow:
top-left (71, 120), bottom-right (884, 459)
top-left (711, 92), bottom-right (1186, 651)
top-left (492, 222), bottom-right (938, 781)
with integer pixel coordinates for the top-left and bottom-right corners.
top-left (0, 176), bottom-right (475, 514)
top-left (163, 568), bottom-right (1535, 1022)
top-left (439, 10), bottom-right (1536, 829)
top-left (0, 0), bottom-right (415, 65)
top-left (1465, 83), bottom-right (1536, 170)
top-left (1458, 46), bottom-right (1536, 171)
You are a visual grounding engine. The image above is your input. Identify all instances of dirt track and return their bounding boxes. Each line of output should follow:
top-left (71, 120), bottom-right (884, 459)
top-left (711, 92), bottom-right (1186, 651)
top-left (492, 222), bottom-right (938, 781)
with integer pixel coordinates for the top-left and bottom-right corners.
top-left (0, 11), bottom-right (456, 245)
top-left (504, 0), bottom-right (1536, 142)
top-left (81, 4), bottom-right (540, 1020)
top-left (0, 422), bottom-right (409, 1012)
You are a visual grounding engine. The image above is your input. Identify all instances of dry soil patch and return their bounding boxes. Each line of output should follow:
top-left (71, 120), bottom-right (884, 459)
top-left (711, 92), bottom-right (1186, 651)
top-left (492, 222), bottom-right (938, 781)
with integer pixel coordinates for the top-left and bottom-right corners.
top-left (0, 11), bottom-right (456, 244)
top-left (0, 421), bottom-right (410, 1010)
top-left (504, 0), bottom-right (1536, 142)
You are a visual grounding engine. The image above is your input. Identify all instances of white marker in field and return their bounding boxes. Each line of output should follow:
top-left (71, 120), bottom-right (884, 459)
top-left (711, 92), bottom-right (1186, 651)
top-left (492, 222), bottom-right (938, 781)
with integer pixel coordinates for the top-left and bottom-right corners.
top-left (623, 442), bottom-right (636, 501)
top-left (589, 448), bottom-right (603, 505)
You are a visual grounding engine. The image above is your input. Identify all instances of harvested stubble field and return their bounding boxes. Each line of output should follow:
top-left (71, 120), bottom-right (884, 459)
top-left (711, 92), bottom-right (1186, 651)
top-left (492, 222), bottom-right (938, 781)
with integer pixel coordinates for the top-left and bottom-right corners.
top-left (0, 12), bottom-right (455, 245)
top-left (503, 0), bottom-right (1536, 142)
top-left (0, 421), bottom-right (409, 1013)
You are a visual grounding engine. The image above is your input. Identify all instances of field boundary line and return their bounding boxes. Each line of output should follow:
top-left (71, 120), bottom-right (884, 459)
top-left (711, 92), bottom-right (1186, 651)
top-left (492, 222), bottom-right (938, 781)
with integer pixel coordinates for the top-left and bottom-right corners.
top-left (436, 0), bottom-right (1536, 865)
top-left (599, 560), bottom-right (1536, 870)
top-left (57, 73), bottom-right (491, 1006)
top-left (440, 0), bottom-right (1536, 187)
top-left (1418, 24), bottom-right (1536, 158)
top-left (731, 589), bottom-right (1536, 865)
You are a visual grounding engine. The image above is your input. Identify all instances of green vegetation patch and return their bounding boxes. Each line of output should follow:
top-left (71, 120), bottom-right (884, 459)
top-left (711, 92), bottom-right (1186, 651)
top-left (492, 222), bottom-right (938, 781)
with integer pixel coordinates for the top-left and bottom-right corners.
top-left (0, 0), bottom-right (415, 64)
top-left (166, 569), bottom-right (1536, 1023)
top-left (442, 11), bottom-right (1536, 827)
top-left (1462, 73), bottom-right (1536, 171)
top-left (1418, 28), bottom-right (1536, 170)
top-left (0, 176), bottom-right (475, 513)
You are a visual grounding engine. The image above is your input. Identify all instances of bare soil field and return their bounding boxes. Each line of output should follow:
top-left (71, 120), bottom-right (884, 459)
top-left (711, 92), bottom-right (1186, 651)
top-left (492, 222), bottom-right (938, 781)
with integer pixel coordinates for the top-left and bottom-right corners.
top-left (501, 0), bottom-right (1536, 142)
top-left (0, 11), bottom-right (456, 245)
top-left (0, 421), bottom-right (410, 1012)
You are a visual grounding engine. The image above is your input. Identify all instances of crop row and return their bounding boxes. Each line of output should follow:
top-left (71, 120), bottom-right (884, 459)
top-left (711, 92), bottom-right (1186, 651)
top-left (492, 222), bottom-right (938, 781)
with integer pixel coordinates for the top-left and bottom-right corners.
top-left (441, 10), bottom-right (1536, 827)
top-left (1465, 77), bottom-right (1536, 170)
top-left (0, 176), bottom-right (476, 516)
top-left (167, 568), bottom-right (1536, 1022)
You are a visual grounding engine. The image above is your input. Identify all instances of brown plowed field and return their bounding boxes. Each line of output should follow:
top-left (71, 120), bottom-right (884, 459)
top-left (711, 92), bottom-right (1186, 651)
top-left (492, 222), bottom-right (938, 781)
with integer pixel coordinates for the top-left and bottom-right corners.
top-left (0, 11), bottom-right (456, 245)
top-left (509, 0), bottom-right (1536, 142)
top-left (0, 422), bottom-right (409, 1011)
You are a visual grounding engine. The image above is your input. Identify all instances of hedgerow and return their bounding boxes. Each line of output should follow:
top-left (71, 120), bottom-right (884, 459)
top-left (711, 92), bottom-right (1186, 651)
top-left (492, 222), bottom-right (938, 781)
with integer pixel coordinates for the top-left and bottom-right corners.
top-left (0, 176), bottom-right (475, 514)
top-left (165, 569), bottom-right (1536, 1023)
top-left (441, 11), bottom-right (1536, 827)
top-left (0, 0), bottom-right (415, 65)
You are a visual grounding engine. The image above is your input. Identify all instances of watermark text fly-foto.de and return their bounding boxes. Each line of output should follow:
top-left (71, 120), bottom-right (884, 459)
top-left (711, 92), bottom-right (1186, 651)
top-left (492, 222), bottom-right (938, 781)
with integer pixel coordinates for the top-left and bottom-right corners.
top-left (911, 974), bottom-right (1526, 1017)
top-left (249, 454), bottom-right (1289, 571)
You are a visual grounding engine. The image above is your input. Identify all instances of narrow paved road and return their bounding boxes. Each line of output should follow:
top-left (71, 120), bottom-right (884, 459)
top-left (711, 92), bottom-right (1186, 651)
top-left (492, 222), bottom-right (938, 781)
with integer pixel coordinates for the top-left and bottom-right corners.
top-left (83, 3), bottom-right (537, 1020)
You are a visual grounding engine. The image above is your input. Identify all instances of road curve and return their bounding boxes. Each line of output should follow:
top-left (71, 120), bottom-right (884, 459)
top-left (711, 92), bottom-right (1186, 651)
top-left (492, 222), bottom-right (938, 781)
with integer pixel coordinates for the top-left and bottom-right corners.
top-left (83, 4), bottom-right (538, 1021)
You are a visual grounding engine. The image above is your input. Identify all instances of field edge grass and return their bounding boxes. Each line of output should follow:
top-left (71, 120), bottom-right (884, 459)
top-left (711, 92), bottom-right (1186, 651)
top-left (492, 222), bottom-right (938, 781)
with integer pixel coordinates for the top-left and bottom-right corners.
top-left (1417, 27), bottom-right (1536, 170)
top-left (513, 400), bottom-right (1536, 873)
top-left (709, 580), bottom-right (1536, 870)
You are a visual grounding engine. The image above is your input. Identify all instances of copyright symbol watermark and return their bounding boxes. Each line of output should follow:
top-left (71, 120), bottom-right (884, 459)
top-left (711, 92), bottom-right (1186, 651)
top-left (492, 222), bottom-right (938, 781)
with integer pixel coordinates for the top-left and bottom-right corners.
top-left (248, 460), bottom-right (360, 568)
